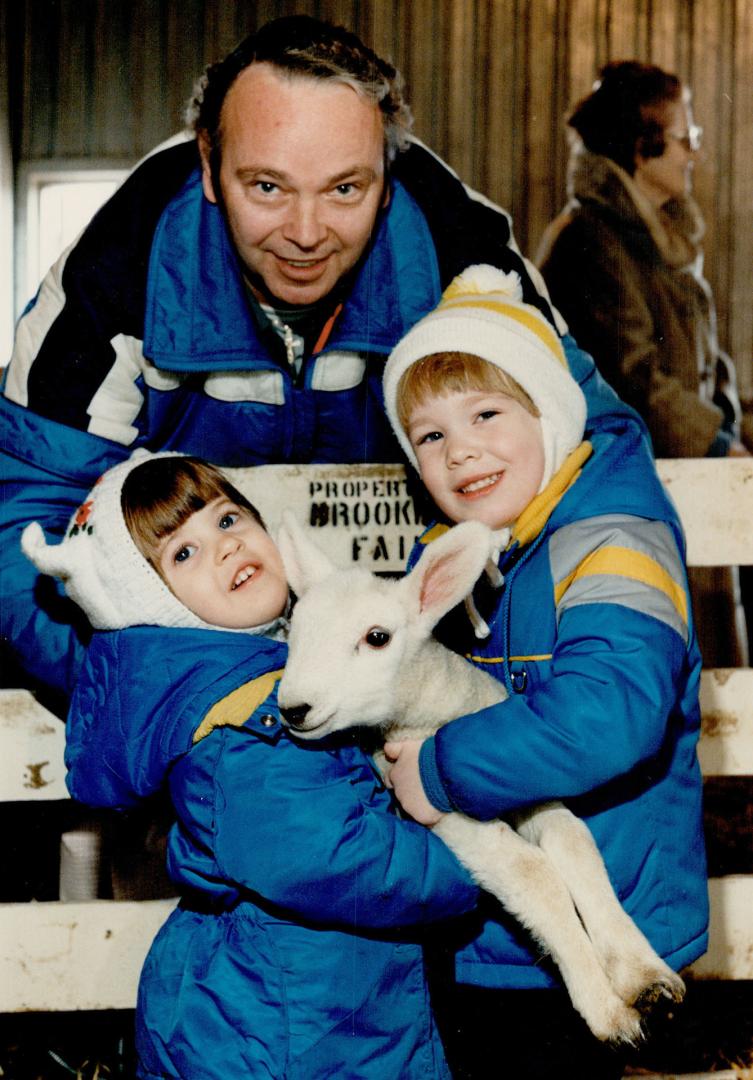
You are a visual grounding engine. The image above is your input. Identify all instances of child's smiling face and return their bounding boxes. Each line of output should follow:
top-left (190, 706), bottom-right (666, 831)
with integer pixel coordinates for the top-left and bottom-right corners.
top-left (158, 497), bottom-right (288, 628)
top-left (408, 388), bottom-right (545, 530)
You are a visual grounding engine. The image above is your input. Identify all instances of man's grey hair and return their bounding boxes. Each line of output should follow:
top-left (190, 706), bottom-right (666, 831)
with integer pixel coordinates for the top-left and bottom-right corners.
top-left (186, 15), bottom-right (413, 179)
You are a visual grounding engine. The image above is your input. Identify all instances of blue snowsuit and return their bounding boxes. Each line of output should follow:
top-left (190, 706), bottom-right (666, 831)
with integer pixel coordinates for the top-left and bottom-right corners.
top-left (66, 627), bottom-right (479, 1078)
top-left (415, 423), bottom-right (708, 989)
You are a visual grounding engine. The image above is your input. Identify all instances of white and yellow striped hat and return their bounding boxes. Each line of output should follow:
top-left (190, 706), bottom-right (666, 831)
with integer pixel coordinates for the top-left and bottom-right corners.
top-left (383, 264), bottom-right (586, 490)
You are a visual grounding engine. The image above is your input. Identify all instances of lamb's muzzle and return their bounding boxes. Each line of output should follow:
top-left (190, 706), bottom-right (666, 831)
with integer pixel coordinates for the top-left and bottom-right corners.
top-left (280, 703), bottom-right (312, 730)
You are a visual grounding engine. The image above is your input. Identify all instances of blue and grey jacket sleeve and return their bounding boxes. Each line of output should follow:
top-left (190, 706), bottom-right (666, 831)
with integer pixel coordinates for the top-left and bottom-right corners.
top-left (419, 516), bottom-right (696, 820)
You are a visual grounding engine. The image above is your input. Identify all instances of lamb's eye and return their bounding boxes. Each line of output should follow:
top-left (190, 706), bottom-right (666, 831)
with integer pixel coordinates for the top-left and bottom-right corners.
top-left (365, 627), bottom-right (392, 649)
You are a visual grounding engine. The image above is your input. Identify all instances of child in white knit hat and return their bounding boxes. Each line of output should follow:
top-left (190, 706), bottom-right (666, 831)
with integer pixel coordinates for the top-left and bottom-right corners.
top-left (21, 450), bottom-right (479, 1080)
top-left (21, 451), bottom-right (288, 636)
top-left (381, 266), bottom-right (707, 1079)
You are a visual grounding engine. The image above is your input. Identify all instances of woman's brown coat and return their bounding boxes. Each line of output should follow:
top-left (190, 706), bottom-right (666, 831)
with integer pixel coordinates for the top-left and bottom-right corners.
top-left (536, 151), bottom-right (741, 458)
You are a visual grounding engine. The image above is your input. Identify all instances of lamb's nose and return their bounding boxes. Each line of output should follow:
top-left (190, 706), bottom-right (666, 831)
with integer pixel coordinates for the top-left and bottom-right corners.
top-left (280, 704), bottom-right (311, 729)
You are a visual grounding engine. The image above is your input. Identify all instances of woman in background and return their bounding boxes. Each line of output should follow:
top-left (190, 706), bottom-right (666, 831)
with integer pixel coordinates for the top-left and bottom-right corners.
top-left (537, 60), bottom-right (751, 666)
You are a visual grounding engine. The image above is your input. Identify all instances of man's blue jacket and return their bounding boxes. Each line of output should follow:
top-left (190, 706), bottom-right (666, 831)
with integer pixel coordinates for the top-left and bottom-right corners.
top-left (65, 627), bottom-right (478, 1078)
top-left (1, 138), bottom-right (648, 704)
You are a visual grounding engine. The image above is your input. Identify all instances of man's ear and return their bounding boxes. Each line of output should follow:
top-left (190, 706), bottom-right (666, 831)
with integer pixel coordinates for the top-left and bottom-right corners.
top-left (197, 132), bottom-right (218, 205)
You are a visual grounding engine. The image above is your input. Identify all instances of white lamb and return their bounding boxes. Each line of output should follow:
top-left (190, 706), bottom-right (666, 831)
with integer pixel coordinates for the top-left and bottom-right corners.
top-left (276, 512), bottom-right (686, 1045)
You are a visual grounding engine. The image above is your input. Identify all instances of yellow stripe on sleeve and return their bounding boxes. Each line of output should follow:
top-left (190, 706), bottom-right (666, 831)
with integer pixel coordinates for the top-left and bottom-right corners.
top-left (419, 523), bottom-right (450, 545)
top-left (554, 546), bottom-right (688, 624)
top-left (466, 654), bottom-right (552, 664)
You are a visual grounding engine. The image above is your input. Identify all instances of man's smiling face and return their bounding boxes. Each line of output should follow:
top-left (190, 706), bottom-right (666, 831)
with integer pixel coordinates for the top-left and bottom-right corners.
top-left (200, 62), bottom-right (388, 307)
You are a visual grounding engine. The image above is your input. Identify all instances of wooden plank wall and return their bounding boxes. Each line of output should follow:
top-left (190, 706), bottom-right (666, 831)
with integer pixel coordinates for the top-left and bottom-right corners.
top-left (7, 0), bottom-right (753, 396)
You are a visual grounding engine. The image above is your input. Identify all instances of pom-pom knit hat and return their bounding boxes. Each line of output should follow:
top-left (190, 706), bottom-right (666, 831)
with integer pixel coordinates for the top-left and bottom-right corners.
top-left (21, 450), bottom-right (238, 632)
top-left (383, 264), bottom-right (587, 492)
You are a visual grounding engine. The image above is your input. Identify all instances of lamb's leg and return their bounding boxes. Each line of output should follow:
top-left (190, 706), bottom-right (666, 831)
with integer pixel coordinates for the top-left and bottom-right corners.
top-left (514, 802), bottom-right (685, 1010)
top-left (433, 812), bottom-right (644, 1045)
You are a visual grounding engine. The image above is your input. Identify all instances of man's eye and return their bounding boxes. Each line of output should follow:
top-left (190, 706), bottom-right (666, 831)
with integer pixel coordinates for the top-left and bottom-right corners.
top-left (334, 183), bottom-right (355, 196)
top-left (255, 181), bottom-right (278, 195)
top-left (174, 544), bottom-right (196, 564)
top-left (219, 512), bottom-right (239, 530)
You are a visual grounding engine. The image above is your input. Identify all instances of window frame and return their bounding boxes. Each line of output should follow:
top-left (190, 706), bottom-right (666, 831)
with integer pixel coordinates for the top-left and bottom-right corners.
top-left (14, 159), bottom-right (133, 319)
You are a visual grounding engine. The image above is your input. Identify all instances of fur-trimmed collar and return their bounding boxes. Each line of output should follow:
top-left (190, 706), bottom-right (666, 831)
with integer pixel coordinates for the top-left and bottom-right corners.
top-left (566, 147), bottom-right (705, 271)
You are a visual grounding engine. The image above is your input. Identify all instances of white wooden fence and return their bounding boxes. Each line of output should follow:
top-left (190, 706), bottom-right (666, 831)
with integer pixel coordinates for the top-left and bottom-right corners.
top-left (1, 460), bottom-right (751, 1023)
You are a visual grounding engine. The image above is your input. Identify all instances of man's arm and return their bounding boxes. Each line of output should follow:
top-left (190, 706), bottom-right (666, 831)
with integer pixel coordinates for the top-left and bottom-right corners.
top-left (1, 144), bottom-right (197, 703)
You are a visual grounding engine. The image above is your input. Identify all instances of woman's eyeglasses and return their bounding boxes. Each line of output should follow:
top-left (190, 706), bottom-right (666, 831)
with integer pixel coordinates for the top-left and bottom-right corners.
top-left (667, 124), bottom-right (703, 152)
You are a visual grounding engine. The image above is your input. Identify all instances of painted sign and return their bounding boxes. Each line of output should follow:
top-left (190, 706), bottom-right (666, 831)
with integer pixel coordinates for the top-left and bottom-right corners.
top-left (227, 463), bottom-right (429, 573)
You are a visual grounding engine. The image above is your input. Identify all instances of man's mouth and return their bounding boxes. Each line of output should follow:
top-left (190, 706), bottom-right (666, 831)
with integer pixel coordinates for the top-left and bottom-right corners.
top-left (457, 473), bottom-right (502, 495)
top-left (232, 565), bottom-right (257, 590)
top-left (282, 258), bottom-right (325, 268)
top-left (275, 253), bottom-right (331, 274)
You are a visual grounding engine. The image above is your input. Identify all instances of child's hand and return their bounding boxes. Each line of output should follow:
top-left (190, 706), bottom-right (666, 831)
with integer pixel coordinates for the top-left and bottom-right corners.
top-left (383, 740), bottom-right (443, 826)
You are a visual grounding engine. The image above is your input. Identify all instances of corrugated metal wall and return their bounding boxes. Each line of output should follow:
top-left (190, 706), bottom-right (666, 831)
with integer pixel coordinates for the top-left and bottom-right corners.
top-left (7, 0), bottom-right (752, 394)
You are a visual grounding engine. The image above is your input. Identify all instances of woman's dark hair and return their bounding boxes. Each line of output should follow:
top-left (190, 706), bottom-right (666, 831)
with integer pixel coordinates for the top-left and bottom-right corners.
top-left (186, 14), bottom-right (412, 187)
top-left (122, 456), bottom-right (264, 574)
top-left (567, 60), bottom-right (683, 174)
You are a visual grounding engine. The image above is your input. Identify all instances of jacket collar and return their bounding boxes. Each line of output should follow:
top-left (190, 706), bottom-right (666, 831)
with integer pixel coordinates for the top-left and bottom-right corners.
top-left (568, 148), bottom-right (704, 271)
top-left (418, 442), bottom-right (593, 555)
top-left (144, 171), bottom-right (441, 371)
top-left (510, 441), bottom-right (592, 549)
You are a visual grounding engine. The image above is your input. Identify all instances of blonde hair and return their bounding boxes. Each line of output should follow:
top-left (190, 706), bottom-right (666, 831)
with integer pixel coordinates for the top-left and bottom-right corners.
top-left (396, 352), bottom-right (540, 433)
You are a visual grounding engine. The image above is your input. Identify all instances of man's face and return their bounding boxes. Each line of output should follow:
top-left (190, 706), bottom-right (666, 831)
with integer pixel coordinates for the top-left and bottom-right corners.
top-left (200, 63), bottom-right (388, 307)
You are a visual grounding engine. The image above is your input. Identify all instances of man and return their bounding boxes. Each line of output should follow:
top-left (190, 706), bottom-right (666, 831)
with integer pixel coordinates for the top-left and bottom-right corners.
top-left (1, 15), bottom-right (648, 707)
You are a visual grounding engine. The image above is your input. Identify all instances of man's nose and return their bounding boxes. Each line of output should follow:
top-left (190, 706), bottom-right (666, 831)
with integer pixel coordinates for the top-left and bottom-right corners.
top-left (283, 197), bottom-right (328, 249)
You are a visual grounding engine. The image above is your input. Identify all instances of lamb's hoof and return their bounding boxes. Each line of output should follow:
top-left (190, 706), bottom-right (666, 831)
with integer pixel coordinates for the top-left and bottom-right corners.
top-left (633, 972), bottom-right (686, 1016)
top-left (589, 1001), bottom-right (644, 1047)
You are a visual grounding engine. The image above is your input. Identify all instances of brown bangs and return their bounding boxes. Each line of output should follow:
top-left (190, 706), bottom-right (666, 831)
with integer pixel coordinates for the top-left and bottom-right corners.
top-left (121, 457), bottom-right (263, 573)
top-left (396, 352), bottom-right (539, 431)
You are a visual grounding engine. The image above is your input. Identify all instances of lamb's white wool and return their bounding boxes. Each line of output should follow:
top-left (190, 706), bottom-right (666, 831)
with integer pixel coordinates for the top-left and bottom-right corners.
top-left (276, 513), bottom-right (685, 1045)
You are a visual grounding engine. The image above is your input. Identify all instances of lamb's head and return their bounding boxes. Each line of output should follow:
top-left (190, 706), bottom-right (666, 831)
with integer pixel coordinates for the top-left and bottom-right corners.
top-left (276, 513), bottom-right (495, 740)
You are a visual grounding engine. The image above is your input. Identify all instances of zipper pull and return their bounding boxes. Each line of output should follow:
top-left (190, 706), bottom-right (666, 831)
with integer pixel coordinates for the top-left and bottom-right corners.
top-left (283, 324), bottom-right (296, 368)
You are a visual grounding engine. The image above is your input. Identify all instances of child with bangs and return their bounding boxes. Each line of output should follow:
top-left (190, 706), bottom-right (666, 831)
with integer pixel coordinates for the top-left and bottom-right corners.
top-left (380, 265), bottom-right (709, 1079)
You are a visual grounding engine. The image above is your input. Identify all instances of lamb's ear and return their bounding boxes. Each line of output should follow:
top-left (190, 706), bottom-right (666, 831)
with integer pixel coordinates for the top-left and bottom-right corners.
top-left (276, 510), bottom-right (336, 597)
top-left (401, 521), bottom-right (494, 632)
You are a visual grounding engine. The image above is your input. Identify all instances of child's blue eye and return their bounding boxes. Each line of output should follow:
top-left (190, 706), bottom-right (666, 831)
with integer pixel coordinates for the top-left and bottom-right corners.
top-left (478, 410), bottom-right (499, 421)
top-left (417, 431), bottom-right (443, 445)
top-left (219, 512), bottom-right (239, 529)
top-left (174, 544), bottom-right (196, 564)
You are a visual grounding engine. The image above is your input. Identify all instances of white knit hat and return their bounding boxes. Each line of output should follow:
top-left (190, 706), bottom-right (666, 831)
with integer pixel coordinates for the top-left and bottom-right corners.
top-left (383, 265), bottom-right (586, 490)
top-left (21, 450), bottom-right (231, 632)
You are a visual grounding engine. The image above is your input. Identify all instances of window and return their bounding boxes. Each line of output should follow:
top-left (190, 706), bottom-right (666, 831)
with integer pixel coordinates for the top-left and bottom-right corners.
top-left (15, 162), bottom-right (131, 320)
